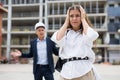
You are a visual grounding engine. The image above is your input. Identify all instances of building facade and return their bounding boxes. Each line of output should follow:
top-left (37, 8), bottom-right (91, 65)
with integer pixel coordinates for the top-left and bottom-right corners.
top-left (0, 0), bottom-right (120, 64)
top-left (0, 3), bottom-right (7, 62)
top-left (107, 0), bottom-right (120, 63)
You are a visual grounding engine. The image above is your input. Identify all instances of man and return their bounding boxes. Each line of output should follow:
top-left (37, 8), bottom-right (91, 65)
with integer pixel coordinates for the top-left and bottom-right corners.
top-left (11, 22), bottom-right (58, 80)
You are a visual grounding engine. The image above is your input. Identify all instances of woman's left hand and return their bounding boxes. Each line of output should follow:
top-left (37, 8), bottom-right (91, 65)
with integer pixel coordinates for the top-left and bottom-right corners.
top-left (80, 6), bottom-right (88, 35)
top-left (80, 6), bottom-right (86, 20)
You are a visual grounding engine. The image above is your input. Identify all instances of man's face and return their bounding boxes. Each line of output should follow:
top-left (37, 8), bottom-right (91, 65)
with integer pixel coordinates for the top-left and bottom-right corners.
top-left (35, 27), bottom-right (46, 40)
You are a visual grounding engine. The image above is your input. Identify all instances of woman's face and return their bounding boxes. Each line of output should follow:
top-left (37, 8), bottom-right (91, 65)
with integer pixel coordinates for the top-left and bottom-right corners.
top-left (69, 9), bottom-right (81, 30)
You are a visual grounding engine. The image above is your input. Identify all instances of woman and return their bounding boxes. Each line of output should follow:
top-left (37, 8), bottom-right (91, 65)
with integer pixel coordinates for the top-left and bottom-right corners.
top-left (51, 5), bottom-right (101, 80)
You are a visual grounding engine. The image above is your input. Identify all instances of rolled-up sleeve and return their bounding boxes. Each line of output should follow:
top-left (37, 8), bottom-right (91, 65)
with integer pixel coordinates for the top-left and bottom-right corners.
top-left (85, 27), bottom-right (99, 41)
top-left (51, 31), bottom-right (65, 47)
top-left (83, 27), bottom-right (99, 47)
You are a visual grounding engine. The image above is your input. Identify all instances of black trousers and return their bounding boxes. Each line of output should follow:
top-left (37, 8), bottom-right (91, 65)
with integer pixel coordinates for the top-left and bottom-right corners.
top-left (34, 65), bottom-right (54, 80)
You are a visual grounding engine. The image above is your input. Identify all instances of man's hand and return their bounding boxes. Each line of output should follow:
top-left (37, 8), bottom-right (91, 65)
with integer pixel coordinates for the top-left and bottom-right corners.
top-left (10, 49), bottom-right (22, 57)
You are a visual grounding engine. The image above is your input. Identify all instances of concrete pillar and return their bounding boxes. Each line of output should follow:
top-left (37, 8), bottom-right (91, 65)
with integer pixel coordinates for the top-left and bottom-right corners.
top-left (6, 0), bottom-right (12, 62)
top-left (39, 0), bottom-right (43, 22)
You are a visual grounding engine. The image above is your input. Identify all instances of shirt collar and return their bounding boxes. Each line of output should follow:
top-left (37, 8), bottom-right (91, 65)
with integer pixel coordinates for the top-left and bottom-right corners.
top-left (71, 29), bottom-right (82, 33)
top-left (37, 37), bottom-right (46, 42)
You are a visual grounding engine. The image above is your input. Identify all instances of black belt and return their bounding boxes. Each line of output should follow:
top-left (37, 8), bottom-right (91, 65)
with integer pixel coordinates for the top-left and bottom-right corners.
top-left (37, 64), bottom-right (49, 67)
top-left (62, 56), bottom-right (89, 64)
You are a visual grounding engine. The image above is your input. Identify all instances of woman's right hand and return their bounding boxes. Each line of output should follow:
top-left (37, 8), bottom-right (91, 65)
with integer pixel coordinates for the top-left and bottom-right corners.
top-left (57, 8), bottom-right (70, 40)
top-left (64, 8), bottom-right (70, 27)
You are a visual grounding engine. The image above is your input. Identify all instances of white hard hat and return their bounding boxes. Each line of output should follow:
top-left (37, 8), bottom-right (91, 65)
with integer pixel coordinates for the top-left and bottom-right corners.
top-left (34, 22), bottom-right (45, 30)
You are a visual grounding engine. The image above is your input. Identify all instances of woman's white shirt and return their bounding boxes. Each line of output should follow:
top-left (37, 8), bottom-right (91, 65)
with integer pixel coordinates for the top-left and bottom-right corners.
top-left (51, 27), bottom-right (100, 79)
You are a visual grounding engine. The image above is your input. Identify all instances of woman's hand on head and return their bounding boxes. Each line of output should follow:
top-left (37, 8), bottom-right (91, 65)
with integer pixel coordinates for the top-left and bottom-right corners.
top-left (80, 6), bottom-right (86, 21)
top-left (64, 8), bottom-right (70, 27)
top-left (80, 5), bottom-right (88, 35)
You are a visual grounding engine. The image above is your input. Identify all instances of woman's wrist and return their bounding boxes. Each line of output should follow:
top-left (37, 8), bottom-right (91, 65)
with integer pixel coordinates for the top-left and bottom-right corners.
top-left (81, 18), bottom-right (86, 22)
top-left (63, 22), bottom-right (69, 28)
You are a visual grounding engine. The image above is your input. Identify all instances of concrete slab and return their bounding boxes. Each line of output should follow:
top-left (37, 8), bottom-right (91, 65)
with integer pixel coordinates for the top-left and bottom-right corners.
top-left (0, 64), bottom-right (120, 80)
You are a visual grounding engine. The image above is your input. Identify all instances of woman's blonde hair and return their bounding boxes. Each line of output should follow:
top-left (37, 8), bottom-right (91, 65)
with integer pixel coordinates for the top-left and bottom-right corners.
top-left (68, 5), bottom-right (93, 33)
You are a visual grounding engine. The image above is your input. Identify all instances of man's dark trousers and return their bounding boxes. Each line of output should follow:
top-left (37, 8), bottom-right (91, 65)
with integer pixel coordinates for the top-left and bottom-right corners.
top-left (34, 65), bottom-right (54, 80)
